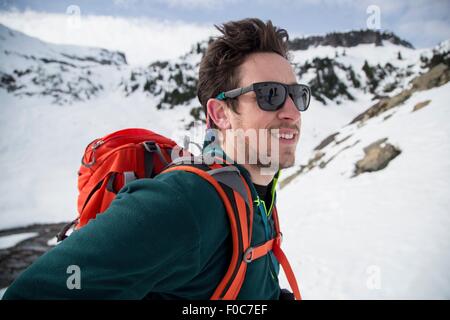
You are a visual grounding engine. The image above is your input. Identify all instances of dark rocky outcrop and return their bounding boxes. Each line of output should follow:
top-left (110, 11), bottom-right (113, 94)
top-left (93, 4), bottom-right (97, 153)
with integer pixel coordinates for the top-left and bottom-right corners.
top-left (289, 30), bottom-right (414, 51)
top-left (0, 223), bottom-right (66, 288)
top-left (0, 72), bottom-right (21, 92)
top-left (279, 151), bottom-right (325, 189)
top-left (314, 132), bottom-right (339, 151)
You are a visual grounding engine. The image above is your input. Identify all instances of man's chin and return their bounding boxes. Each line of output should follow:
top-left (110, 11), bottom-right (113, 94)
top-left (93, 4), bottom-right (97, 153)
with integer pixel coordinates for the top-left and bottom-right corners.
top-left (254, 155), bottom-right (295, 171)
top-left (277, 149), bottom-right (297, 169)
top-left (279, 157), bottom-right (296, 169)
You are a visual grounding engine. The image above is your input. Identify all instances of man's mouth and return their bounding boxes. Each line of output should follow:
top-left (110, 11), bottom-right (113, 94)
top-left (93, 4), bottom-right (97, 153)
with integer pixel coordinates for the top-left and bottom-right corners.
top-left (275, 132), bottom-right (296, 140)
top-left (271, 128), bottom-right (299, 142)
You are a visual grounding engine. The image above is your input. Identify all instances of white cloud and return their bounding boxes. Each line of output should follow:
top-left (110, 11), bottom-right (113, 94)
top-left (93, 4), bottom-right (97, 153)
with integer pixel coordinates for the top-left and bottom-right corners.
top-left (397, 19), bottom-right (450, 48)
top-left (0, 10), bottom-right (217, 65)
top-left (160, 0), bottom-right (238, 9)
top-left (381, 0), bottom-right (450, 48)
top-left (113, 0), bottom-right (138, 6)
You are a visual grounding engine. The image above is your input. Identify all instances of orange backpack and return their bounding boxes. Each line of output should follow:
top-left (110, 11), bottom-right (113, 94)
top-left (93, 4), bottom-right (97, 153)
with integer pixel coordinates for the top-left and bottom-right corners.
top-left (57, 128), bottom-right (301, 300)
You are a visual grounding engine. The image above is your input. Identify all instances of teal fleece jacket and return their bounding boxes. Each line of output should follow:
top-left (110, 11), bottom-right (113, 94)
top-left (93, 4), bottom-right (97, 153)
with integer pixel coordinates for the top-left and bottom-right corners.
top-left (3, 164), bottom-right (281, 300)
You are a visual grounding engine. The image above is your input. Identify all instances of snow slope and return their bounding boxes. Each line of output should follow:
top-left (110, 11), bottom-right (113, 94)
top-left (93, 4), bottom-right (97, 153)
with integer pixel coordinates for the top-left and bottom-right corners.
top-left (277, 81), bottom-right (450, 299)
top-left (0, 232), bottom-right (38, 250)
top-left (0, 89), bottom-right (192, 229)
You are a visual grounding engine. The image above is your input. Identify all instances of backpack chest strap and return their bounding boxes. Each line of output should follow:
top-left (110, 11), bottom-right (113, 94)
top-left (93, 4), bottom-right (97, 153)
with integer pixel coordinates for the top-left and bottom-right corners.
top-left (243, 232), bottom-right (301, 300)
top-left (243, 233), bottom-right (282, 263)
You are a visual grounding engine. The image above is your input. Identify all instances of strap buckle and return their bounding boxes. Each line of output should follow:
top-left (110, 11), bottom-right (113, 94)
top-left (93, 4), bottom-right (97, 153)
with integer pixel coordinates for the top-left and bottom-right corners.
top-left (243, 247), bottom-right (254, 263)
top-left (143, 141), bottom-right (169, 166)
top-left (143, 141), bottom-right (157, 153)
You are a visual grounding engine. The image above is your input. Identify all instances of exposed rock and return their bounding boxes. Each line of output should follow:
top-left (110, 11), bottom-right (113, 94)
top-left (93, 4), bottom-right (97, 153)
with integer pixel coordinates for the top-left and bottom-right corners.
top-left (314, 132), bottom-right (353, 151)
top-left (314, 132), bottom-right (339, 150)
top-left (420, 44), bottom-right (450, 69)
top-left (411, 63), bottom-right (450, 91)
top-left (0, 72), bottom-right (20, 92)
top-left (279, 151), bottom-right (325, 189)
top-left (350, 63), bottom-right (449, 124)
top-left (281, 137), bottom-right (362, 188)
top-left (353, 138), bottom-right (401, 177)
top-left (289, 30), bottom-right (414, 51)
top-left (335, 134), bottom-right (353, 146)
top-left (0, 223), bottom-right (66, 288)
top-left (413, 100), bottom-right (431, 112)
top-left (350, 91), bottom-right (411, 124)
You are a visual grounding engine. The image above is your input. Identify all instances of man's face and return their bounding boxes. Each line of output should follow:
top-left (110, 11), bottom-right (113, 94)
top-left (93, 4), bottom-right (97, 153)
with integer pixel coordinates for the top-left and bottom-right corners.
top-left (224, 52), bottom-right (301, 170)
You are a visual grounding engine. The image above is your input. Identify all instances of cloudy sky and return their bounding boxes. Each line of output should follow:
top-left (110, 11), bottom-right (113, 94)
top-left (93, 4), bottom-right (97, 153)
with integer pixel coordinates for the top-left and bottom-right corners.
top-left (1, 0), bottom-right (449, 65)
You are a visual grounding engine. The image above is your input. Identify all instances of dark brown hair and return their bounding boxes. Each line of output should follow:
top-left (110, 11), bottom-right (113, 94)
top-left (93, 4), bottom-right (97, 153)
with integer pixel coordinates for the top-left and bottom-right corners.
top-left (197, 18), bottom-right (290, 128)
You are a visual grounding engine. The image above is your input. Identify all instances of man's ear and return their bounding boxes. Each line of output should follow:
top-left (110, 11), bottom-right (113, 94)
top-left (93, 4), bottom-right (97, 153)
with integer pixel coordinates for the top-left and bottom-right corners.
top-left (206, 98), bottom-right (231, 130)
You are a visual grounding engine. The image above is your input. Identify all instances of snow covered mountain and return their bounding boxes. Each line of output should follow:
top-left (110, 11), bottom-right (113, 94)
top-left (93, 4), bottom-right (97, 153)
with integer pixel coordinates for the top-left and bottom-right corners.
top-left (0, 24), bottom-right (127, 104)
top-left (0, 24), bottom-right (449, 299)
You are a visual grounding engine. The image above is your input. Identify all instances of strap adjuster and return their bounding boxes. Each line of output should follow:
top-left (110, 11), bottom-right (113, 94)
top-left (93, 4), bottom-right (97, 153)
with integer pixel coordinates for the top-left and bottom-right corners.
top-left (143, 141), bottom-right (157, 153)
top-left (243, 247), bottom-right (254, 263)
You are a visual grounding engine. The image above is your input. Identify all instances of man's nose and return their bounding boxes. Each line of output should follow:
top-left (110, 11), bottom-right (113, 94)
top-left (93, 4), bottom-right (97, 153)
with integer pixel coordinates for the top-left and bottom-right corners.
top-left (277, 95), bottom-right (301, 122)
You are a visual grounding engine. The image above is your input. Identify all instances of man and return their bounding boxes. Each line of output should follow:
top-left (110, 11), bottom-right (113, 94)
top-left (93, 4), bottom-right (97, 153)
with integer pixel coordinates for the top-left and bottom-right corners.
top-left (3, 18), bottom-right (309, 300)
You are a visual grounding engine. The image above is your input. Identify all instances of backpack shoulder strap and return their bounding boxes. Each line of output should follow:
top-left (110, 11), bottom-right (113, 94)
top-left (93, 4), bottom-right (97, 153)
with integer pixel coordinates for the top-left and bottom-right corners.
top-left (161, 162), bottom-right (253, 300)
top-left (206, 165), bottom-right (251, 208)
top-left (161, 162), bottom-right (302, 300)
top-left (271, 207), bottom-right (302, 300)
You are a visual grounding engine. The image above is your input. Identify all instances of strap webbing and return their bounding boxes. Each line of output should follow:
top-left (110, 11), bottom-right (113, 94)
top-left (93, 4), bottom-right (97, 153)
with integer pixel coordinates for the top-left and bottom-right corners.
top-left (161, 164), bottom-right (251, 300)
top-left (144, 147), bottom-right (154, 178)
top-left (245, 238), bottom-right (276, 262)
top-left (273, 244), bottom-right (302, 300)
top-left (244, 233), bottom-right (302, 300)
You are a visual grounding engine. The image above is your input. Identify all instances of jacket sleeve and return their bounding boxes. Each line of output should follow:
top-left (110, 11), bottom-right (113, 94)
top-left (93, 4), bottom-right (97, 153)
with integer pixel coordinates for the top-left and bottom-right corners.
top-left (2, 174), bottom-right (203, 300)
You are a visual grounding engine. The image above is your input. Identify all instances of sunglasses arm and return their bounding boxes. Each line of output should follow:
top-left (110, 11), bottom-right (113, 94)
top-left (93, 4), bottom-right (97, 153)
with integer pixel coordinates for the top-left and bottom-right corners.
top-left (221, 84), bottom-right (254, 99)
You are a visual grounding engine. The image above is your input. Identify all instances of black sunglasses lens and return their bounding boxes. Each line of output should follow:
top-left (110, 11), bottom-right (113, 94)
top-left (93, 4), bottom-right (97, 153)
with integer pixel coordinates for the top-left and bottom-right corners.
top-left (291, 85), bottom-right (310, 111)
top-left (255, 83), bottom-right (286, 111)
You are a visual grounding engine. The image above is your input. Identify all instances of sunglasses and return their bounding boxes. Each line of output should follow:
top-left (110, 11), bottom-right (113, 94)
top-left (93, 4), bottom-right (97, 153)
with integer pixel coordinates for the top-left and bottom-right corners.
top-left (215, 81), bottom-right (311, 112)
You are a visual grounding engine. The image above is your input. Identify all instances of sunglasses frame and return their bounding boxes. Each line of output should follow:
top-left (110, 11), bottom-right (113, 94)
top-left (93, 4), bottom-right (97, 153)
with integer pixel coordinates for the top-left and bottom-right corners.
top-left (215, 81), bottom-right (311, 112)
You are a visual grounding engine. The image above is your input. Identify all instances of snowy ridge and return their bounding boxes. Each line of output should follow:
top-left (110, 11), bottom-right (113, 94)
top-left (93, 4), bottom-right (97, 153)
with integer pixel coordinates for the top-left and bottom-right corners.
top-left (0, 24), bottom-right (127, 104)
top-left (0, 232), bottom-right (38, 250)
top-left (289, 29), bottom-right (414, 50)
